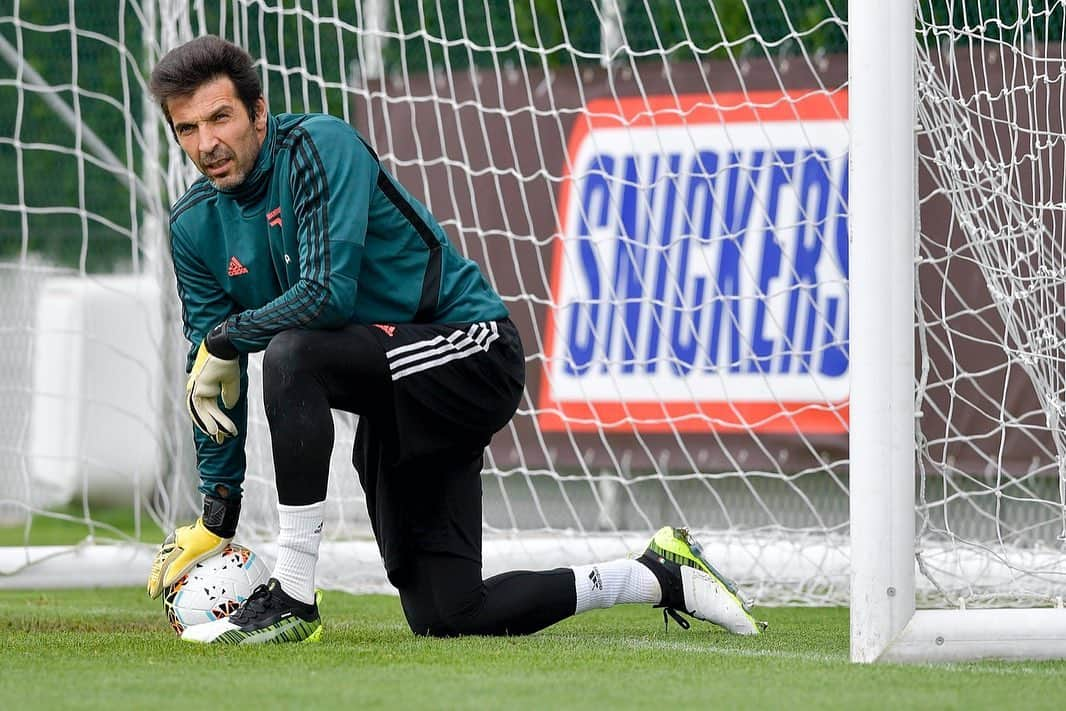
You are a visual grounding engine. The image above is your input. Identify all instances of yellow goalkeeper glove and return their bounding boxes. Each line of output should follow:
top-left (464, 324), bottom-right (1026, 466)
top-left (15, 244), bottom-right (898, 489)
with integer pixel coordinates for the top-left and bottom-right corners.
top-left (147, 495), bottom-right (240, 599)
top-left (186, 324), bottom-right (240, 445)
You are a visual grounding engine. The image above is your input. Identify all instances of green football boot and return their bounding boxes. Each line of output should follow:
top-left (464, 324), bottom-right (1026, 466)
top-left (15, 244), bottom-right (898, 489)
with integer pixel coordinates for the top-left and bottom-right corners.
top-left (181, 578), bottom-right (323, 645)
top-left (638, 526), bottom-right (766, 635)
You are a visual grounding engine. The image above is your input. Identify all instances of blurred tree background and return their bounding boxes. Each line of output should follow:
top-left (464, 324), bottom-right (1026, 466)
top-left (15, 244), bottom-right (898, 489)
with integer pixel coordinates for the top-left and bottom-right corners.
top-left (0, 2), bottom-right (148, 272)
top-left (7, 1), bottom-right (1052, 272)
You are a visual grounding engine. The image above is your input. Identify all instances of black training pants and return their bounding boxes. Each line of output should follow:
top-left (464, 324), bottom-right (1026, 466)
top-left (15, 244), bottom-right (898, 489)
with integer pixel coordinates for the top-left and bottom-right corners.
top-left (261, 319), bottom-right (577, 636)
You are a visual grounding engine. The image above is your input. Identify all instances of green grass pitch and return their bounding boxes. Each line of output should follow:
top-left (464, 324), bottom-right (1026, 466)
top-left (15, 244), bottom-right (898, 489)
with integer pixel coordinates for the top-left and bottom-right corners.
top-left (2, 588), bottom-right (1064, 710)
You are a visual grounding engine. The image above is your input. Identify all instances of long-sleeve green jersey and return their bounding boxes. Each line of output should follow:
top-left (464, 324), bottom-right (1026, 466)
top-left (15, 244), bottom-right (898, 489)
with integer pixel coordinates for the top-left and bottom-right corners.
top-left (168, 112), bottom-right (508, 496)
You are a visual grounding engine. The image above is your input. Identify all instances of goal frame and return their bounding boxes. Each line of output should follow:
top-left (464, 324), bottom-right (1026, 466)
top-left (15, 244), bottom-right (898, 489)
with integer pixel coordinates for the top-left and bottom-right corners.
top-left (848, 0), bottom-right (1066, 663)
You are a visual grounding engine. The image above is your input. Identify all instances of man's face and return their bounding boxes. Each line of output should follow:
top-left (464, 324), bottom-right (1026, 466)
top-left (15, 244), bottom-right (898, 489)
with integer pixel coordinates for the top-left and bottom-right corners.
top-left (167, 77), bottom-right (267, 190)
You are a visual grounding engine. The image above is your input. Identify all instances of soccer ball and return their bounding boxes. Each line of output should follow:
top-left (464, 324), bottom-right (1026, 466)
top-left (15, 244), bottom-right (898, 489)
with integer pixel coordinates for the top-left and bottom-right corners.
top-left (163, 543), bottom-right (270, 634)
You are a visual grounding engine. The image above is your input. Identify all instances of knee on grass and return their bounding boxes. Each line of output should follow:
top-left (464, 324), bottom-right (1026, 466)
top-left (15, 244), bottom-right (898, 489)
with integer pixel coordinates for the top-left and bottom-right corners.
top-left (405, 598), bottom-right (496, 638)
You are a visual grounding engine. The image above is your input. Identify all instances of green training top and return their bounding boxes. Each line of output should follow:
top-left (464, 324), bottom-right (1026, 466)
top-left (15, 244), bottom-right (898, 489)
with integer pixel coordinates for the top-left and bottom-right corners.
top-left (168, 112), bottom-right (508, 497)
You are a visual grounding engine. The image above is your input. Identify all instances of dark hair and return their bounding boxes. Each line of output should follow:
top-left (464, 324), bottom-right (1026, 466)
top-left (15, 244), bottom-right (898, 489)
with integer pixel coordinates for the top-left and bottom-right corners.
top-left (149, 35), bottom-right (262, 130)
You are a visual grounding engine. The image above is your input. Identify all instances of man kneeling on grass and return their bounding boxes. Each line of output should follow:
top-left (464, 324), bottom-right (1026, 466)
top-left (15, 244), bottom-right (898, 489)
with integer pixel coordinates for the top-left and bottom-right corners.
top-left (144, 35), bottom-right (765, 644)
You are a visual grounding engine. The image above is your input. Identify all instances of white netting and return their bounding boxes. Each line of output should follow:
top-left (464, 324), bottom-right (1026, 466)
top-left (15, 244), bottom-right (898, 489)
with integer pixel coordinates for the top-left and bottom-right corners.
top-left (0, 1), bottom-right (855, 603)
top-left (179, 1), bottom-right (853, 604)
top-left (0, 0), bottom-right (180, 529)
top-left (913, 1), bottom-right (1066, 605)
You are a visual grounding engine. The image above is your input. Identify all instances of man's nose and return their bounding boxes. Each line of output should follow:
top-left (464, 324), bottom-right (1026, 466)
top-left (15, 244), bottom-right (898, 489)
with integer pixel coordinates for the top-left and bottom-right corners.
top-left (198, 124), bottom-right (219, 154)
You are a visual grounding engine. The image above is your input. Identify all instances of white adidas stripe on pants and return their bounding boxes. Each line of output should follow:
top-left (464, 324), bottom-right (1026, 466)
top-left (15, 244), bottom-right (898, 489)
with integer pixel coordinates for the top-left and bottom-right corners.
top-left (386, 321), bottom-right (500, 380)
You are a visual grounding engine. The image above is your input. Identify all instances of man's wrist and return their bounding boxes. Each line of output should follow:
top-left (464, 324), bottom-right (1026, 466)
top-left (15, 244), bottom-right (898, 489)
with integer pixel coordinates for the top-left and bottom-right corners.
top-left (201, 493), bottom-right (241, 538)
top-left (205, 321), bottom-right (239, 360)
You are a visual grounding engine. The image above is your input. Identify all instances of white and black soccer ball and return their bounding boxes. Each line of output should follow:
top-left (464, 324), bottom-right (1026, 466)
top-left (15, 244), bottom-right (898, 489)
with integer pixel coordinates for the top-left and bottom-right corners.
top-left (163, 543), bottom-right (270, 634)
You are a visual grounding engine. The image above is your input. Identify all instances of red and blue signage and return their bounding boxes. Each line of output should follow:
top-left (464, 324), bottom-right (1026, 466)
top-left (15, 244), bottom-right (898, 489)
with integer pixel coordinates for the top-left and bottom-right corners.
top-left (540, 90), bottom-right (849, 434)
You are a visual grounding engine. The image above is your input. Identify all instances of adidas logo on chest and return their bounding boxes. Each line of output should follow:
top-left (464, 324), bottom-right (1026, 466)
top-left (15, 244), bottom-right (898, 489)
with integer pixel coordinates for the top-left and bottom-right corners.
top-left (228, 256), bottom-right (249, 277)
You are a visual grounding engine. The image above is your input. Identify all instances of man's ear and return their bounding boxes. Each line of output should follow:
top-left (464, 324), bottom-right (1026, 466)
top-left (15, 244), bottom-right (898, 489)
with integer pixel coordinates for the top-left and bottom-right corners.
top-left (254, 96), bottom-right (267, 131)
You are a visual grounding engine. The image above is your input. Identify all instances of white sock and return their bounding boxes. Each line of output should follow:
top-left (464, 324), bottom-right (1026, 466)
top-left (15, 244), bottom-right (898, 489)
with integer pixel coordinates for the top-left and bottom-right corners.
top-left (571, 559), bottom-right (661, 614)
top-left (272, 501), bottom-right (324, 605)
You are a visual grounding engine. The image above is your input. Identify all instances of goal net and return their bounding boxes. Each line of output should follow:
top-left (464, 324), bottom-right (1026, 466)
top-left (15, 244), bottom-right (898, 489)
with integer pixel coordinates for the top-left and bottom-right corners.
top-left (911, 1), bottom-right (1066, 609)
top-left (0, 0), bottom-right (851, 599)
top-left (1, 0), bottom-right (1063, 649)
top-left (849, 1), bottom-right (1066, 662)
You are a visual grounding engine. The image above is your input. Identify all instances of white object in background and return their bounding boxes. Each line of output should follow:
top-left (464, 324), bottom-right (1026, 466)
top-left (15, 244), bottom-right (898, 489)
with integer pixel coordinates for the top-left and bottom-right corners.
top-left (28, 275), bottom-right (164, 508)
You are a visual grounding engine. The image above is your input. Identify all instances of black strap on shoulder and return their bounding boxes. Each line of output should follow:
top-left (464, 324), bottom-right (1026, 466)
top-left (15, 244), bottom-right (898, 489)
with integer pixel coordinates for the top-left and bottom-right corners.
top-left (357, 134), bottom-right (441, 323)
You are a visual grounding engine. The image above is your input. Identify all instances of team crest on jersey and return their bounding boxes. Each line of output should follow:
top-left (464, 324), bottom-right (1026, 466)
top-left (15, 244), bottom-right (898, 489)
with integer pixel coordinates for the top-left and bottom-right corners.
top-left (227, 256), bottom-right (249, 277)
top-left (267, 206), bottom-right (282, 227)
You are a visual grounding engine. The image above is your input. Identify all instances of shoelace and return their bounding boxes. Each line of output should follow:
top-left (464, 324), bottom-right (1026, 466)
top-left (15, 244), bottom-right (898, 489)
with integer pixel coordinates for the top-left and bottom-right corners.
top-left (661, 607), bottom-right (690, 632)
top-left (230, 583), bottom-right (274, 624)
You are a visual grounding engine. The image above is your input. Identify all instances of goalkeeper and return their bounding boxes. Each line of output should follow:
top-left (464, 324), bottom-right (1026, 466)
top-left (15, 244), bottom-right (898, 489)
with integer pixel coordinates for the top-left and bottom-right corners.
top-left (146, 35), bottom-right (762, 644)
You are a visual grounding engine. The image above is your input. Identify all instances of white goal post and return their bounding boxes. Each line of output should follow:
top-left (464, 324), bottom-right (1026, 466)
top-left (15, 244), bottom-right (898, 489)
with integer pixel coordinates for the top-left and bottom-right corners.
top-left (847, 0), bottom-right (919, 662)
top-left (851, 2), bottom-right (1066, 662)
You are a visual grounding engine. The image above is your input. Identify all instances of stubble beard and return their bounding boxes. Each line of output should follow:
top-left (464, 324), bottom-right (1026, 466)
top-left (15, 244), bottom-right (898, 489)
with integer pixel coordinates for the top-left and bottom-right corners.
top-left (200, 149), bottom-right (246, 190)
top-left (198, 122), bottom-right (262, 190)
top-left (207, 167), bottom-right (248, 190)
